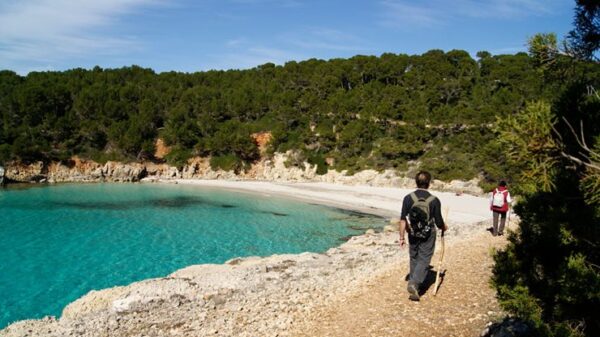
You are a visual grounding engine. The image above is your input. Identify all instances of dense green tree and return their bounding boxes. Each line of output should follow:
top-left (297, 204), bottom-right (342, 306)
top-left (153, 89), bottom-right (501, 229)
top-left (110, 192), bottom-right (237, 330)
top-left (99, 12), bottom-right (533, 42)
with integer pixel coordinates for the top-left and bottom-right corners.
top-left (565, 0), bottom-right (600, 61)
top-left (491, 7), bottom-right (600, 335)
top-left (529, 33), bottom-right (559, 68)
top-left (0, 51), bottom-right (594, 184)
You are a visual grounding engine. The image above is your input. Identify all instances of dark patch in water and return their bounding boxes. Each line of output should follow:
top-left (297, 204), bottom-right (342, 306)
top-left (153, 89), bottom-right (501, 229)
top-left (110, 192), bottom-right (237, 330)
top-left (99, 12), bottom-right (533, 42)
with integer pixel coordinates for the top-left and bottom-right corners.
top-left (221, 204), bottom-right (236, 208)
top-left (259, 210), bottom-right (288, 217)
top-left (149, 196), bottom-right (206, 208)
top-left (49, 201), bottom-right (135, 210)
top-left (48, 196), bottom-right (209, 211)
top-left (270, 212), bottom-right (288, 217)
top-left (0, 183), bottom-right (49, 191)
top-left (349, 225), bottom-right (372, 231)
top-left (306, 203), bottom-right (386, 221)
top-left (334, 208), bottom-right (376, 218)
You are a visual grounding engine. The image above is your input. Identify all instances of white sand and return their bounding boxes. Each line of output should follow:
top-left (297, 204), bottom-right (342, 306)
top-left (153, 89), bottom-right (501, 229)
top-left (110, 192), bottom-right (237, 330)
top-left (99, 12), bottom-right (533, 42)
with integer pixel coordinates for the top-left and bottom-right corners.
top-left (174, 179), bottom-right (492, 225)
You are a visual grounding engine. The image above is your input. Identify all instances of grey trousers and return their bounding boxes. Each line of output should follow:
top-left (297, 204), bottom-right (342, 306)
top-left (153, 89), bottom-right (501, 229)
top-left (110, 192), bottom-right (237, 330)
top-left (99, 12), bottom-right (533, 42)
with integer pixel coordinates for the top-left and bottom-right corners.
top-left (492, 211), bottom-right (507, 235)
top-left (408, 230), bottom-right (436, 289)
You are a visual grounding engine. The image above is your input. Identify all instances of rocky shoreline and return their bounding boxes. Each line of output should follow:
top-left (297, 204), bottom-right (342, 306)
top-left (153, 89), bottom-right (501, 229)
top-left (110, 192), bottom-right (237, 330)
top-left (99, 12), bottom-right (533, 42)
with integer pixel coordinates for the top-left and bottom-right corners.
top-left (0, 145), bottom-right (489, 336)
top-left (0, 179), bottom-right (491, 337)
top-left (2, 152), bottom-right (483, 196)
top-left (1, 217), bottom-right (489, 337)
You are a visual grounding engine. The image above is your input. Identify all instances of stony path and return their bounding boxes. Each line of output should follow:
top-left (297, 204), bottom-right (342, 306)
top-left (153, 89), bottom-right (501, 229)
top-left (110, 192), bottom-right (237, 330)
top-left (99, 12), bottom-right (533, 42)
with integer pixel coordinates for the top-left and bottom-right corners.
top-left (290, 231), bottom-right (508, 337)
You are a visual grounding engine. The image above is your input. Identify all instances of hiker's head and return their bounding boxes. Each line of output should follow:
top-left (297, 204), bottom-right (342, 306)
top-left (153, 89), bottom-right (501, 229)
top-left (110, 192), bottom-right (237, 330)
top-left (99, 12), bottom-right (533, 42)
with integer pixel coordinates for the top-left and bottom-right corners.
top-left (415, 171), bottom-right (431, 189)
top-left (499, 180), bottom-right (507, 187)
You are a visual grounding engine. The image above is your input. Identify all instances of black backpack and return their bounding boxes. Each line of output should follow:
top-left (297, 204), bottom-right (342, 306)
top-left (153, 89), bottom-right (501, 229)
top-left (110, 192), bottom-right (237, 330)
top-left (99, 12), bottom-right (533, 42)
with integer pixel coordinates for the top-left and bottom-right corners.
top-left (408, 192), bottom-right (436, 239)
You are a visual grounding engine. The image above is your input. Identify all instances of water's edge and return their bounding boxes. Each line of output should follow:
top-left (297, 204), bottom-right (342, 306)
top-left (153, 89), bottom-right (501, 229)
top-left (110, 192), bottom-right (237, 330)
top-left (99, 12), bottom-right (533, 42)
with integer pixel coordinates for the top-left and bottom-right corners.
top-left (0, 181), bottom-right (491, 337)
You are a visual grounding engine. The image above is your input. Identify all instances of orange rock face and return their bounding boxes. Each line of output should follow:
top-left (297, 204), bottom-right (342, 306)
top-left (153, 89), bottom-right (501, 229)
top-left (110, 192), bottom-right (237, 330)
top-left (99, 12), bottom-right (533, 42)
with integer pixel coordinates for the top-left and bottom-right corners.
top-left (154, 138), bottom-right (172, 159)
top-left (251, 132), bottom-right (272, 154)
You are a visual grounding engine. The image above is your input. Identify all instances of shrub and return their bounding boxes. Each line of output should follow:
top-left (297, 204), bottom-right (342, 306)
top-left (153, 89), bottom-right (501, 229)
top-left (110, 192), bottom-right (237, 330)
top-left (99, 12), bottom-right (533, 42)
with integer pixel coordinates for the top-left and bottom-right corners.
top-left (164, 147), bottom-right (192, 169)
top-left (307, 153), bottom-right (328, 175)
top-left (210, 154), bottom-right (243, 172)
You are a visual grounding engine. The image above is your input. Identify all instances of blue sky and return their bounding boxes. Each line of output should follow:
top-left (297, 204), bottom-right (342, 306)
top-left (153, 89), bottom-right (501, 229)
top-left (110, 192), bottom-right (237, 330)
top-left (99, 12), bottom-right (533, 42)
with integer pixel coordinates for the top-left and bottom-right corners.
top-left (0, 0), bottom-right (576, 75)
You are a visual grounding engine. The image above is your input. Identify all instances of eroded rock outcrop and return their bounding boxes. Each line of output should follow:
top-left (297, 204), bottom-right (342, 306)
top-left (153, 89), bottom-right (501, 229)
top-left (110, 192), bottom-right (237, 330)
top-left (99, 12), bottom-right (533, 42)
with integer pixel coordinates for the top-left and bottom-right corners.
top-left (3, 152), bottom-right (484, 195)
top-left (4, 160), bottom-right (46, 182)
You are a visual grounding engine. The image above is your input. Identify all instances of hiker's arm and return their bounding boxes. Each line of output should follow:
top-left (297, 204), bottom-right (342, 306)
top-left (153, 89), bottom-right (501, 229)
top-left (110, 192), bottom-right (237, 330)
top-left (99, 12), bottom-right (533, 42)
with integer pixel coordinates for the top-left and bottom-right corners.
top-left (399, 195), bottom-right (410, 247)
top-left (434, 199), bottom-right (447, 232)
top-left (399, 220), bottom-right (407, 247)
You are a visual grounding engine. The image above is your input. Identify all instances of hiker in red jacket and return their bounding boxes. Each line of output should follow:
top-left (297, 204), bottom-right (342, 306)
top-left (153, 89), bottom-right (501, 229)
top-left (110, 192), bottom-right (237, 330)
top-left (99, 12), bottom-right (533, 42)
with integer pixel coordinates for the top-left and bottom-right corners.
top-left (489, 180), bottom-right (512, 236)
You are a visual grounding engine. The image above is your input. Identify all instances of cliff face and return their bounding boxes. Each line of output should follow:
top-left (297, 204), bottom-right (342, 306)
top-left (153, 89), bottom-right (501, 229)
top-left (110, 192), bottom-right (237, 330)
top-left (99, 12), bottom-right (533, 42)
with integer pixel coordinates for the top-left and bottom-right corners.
top-left (3, 152), bottom-right (483, 195)
top-left (5, 157), bottom-right (147, 183)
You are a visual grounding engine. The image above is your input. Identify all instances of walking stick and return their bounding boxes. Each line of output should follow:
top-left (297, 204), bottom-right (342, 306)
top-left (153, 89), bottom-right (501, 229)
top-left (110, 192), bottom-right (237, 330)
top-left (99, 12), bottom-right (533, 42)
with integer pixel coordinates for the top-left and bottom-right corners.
top-left (433, 207), bottom-right (449, 296)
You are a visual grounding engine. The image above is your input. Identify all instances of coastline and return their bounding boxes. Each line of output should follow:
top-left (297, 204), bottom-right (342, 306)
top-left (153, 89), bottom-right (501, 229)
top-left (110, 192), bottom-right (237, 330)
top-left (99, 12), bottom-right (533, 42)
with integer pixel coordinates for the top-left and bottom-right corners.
top-left (1, 180), bottom-right (493, 337)
top-left (170, 179), bottom-right (491, 223)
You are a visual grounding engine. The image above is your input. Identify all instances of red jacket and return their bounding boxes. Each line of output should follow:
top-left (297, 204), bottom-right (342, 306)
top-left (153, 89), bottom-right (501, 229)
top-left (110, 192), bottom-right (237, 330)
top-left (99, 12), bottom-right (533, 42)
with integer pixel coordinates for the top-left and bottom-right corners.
top-left (490, 186), bottom-right (510, 212)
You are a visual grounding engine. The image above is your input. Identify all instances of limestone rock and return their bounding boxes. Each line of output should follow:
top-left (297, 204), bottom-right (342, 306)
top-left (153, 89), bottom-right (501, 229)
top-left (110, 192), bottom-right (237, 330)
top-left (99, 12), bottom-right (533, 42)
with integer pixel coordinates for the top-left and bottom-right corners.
top-left (5, 160), bottom-right (45, 182)
top-left (2, 152), bottom-right (484, 196)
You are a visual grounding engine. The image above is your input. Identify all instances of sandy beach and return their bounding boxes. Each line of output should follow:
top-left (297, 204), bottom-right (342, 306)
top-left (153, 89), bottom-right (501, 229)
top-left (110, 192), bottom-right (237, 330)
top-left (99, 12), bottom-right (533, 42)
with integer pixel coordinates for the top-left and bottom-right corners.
top-left (1, 180), bottom-right (498, 337)
top-left (174, 179), bottom-right (492, 223)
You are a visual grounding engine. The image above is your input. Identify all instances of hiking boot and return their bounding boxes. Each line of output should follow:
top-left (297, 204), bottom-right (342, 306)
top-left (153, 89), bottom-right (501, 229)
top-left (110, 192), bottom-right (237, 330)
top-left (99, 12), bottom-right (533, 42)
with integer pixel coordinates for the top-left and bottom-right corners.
top-left (407, 283), bottom-right (420, 301)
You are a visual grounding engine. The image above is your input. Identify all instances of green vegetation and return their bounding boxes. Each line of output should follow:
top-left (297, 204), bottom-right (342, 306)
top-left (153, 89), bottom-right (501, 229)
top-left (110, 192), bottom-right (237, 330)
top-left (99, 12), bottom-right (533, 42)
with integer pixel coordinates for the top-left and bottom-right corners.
top-left (0, 49), bottom-right (564, 184)
top-left (492, 2), bottom-right (600, 336)
top-left (0, 1), bottom-right (598, 335)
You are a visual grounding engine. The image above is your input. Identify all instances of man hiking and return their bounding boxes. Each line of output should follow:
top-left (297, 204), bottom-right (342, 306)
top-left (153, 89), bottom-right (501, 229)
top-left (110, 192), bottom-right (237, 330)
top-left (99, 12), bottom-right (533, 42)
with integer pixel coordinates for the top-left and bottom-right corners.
top-left (399, 171), bottom-right (447, 301)
top-left (489, 180), bottom-right (512, 236)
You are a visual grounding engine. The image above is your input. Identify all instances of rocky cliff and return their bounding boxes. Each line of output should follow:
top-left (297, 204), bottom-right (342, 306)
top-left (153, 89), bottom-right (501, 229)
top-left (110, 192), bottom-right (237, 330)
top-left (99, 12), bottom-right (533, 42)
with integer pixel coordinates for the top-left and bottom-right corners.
top-left (3, 152), bottom-right (483, 195)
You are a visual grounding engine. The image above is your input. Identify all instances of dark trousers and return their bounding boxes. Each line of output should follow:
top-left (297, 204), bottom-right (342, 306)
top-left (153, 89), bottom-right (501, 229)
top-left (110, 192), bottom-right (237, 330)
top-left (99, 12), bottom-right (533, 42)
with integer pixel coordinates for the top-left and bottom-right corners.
top-left (408, 230), bottom-right (436, 289)
top-left (492, 211), bottom-right (507, 235)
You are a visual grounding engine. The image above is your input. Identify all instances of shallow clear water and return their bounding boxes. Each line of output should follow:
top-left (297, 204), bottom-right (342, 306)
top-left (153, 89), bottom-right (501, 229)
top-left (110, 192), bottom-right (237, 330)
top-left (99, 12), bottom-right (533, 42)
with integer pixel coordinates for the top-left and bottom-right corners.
top-left (0, 183), bottom-right (383, 328)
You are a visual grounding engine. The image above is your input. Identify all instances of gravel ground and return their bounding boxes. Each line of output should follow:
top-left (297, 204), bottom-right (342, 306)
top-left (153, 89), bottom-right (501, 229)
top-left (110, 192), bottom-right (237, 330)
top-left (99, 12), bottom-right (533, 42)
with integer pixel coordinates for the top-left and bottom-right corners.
top-left (289, 229), bottom-right (509, 337)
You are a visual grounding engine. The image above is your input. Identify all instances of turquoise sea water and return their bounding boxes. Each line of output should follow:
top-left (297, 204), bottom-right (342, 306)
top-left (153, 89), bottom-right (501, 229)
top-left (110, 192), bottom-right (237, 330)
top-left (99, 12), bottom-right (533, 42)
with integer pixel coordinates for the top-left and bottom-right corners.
top-left (0, 183), bottom-right (383, 329)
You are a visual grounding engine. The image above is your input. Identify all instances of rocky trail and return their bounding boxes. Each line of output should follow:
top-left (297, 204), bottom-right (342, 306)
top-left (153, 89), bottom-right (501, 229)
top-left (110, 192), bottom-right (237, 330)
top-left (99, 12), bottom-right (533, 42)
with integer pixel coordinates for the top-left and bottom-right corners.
top-left (290, 230), bottom-right (509, 337)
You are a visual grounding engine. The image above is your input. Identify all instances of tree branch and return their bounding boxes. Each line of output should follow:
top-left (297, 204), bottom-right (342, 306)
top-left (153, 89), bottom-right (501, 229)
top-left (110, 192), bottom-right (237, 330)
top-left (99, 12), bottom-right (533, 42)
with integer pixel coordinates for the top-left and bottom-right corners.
top-left (561, 151), bottom-right (600, 171)
top-left (556, 117), bottom-right (600, 173)
top-left (587, 85), bottom-right (600, 100)
top-left (561, 117), bottom-right (589, 150)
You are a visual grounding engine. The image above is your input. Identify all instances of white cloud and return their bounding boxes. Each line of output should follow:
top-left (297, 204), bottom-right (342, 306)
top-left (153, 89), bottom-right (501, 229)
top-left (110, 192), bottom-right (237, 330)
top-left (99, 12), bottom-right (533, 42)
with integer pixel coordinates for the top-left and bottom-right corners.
top-left (205, 45), bottom-right (307, 70)
top-left (214, 27), bottom-right (369, 71)
top-left (0, 0), bottom-right (166, 73)
top-left (226, 38), bottom-right (249, 47)
top-left (229, 0), bottom-right (302, 7)
top-left (379, 1), bottom-right (441, 28)
top-left (489, 45), bottom-right (528, 55)
top-left (290, 28), bottom-right (369, 52)
top-left (379, 0), bottom-right (561, 29)
top-left (453, 0), bottom-right (553, 19)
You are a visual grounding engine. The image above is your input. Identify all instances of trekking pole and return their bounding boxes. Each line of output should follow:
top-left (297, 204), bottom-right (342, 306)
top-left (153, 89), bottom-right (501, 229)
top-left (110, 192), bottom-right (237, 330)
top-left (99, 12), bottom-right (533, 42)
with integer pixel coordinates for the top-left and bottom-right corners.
top-left (433, 206), bottom-right (449, 296)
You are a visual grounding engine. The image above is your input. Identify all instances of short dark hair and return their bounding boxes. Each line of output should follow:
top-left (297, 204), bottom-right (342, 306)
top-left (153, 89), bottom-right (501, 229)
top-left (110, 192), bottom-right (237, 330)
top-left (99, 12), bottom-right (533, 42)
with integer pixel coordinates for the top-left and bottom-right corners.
top-left (415, 171), bottom-right (432, 189)
top-left (499, 180), bottom-right (507, 187)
